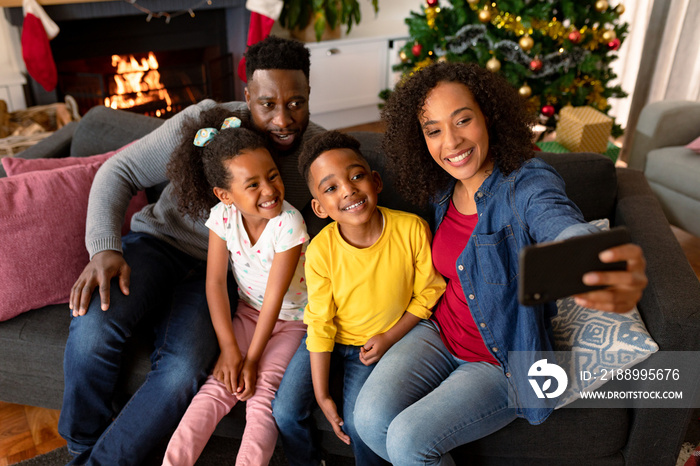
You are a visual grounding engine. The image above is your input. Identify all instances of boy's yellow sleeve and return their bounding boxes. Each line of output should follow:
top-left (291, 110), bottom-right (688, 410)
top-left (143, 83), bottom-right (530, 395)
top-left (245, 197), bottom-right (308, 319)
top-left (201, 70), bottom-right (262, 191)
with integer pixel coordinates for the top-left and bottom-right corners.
top-left (303, 241), bottom-right (338, 353)
top-left (405, 218), bottom-right (446, 319)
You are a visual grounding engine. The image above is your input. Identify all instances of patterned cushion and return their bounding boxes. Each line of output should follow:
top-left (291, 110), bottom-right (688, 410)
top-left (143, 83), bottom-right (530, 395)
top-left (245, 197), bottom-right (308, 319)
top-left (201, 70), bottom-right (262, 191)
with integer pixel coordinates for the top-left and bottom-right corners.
top-left (552, 219), bottom-right (659, 408)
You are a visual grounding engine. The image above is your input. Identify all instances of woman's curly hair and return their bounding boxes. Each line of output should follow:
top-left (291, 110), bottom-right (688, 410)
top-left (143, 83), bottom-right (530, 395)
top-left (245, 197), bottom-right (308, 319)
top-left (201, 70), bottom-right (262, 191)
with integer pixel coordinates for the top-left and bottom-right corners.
top-left (167, 105), bottom-right (270, 220)
top-left (382, 61), bottom-right (536, 206)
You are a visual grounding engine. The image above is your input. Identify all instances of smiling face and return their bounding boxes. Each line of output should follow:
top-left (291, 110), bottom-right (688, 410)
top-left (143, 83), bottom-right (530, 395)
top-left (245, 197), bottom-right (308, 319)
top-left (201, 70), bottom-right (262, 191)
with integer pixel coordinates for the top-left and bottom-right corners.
top-left (308, 148), bottom-right (383, 229)
top-left (245, 69), bottom-right (310, 153)
top-left (420, 81), bottom-right (493, 193)
top-left (213, 148), bottom-right (285, 221)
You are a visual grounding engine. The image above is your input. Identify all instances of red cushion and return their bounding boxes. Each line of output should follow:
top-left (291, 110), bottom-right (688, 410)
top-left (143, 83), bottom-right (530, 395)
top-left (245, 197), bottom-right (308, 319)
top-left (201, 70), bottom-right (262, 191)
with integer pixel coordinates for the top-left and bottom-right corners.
top-left (1, 143), bottom-right (148, 236)
top-left (0, 145), bottom-right (148, 321)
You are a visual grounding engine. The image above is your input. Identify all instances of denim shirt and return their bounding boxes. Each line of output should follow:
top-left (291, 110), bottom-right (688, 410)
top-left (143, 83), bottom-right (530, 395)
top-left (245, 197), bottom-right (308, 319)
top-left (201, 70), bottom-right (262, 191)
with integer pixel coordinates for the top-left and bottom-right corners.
top-left (432, 157), bottom-right (598, 424)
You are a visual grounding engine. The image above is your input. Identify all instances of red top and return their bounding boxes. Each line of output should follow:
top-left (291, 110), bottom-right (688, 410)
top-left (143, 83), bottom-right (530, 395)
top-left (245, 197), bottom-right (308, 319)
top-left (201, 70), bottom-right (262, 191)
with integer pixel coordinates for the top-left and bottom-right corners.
top-left (431, 200), bottom-right (499, 365)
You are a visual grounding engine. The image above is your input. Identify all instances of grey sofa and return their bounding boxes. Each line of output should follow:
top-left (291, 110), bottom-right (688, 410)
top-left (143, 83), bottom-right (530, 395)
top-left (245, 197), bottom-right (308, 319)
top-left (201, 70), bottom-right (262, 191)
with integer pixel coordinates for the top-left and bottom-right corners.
top-left (627, 100), bottom-right (700, 237)
top-left (1, 105), bottom-right (700, 465)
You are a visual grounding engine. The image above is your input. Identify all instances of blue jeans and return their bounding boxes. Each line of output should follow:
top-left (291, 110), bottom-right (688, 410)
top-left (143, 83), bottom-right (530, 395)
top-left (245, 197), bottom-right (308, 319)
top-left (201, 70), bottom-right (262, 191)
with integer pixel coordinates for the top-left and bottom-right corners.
top-left (272, 336), bottom-right (387, 466)
top-left (58, 232), bottom-right (223, 466)
top-left (354, 320), bottom-right (517, 466)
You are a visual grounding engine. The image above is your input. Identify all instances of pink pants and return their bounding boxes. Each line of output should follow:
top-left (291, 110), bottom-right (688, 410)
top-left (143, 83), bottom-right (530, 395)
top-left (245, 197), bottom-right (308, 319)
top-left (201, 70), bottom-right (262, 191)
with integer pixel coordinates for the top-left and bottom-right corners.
top-left (162, 302), bottom-right (306, 466)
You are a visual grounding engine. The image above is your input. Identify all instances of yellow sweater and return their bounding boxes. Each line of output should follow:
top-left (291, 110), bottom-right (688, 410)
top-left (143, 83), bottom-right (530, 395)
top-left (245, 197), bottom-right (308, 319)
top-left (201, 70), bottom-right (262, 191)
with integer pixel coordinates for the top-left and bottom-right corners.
top-left (304, 207), bottom-right (446, 352)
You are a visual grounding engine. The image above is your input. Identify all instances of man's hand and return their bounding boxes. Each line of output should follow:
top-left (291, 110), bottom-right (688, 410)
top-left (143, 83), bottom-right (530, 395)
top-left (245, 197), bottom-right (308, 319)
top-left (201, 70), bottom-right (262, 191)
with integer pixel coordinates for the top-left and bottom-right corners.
top-left (317, 395), bottom-right (351, 445)
top-left (575, 243), bottom-right (648, 313)
top-left (236, 358), bottom-right (259, 401)
top-left (70, 250), bottom-right (130, 316)
top-left (213, 346), bottom-right (243, 394)
top-left (359, 333), bottom-right (392, 366)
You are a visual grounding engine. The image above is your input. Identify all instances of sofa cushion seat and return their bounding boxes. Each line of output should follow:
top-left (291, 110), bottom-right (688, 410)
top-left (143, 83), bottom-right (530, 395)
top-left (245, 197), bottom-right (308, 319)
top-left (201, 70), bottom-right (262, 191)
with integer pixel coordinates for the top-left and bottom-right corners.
top-left (645, 146), bottom-right (700, 200)
top-left (458, 407), bottom-right (628, 461)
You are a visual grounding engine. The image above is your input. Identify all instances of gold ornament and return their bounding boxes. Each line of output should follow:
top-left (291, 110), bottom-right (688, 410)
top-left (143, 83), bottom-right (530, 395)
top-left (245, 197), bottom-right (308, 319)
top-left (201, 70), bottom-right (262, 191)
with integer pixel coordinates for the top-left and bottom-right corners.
top-left (399, 50), bottom-right (408, 63)
top-left (437, 55), bottom-right (448, 63)
top-left (518, 84), bottom-right (532, 98)
top-left (519, 35), bottom-right (534, 52)
top-left (467, 0), bottom-right (479, 5)
top-left (601, 29), bottom-right (616, 42)
top-left (595, 0), bottom-right (609, 12)
top-left (486, 57), bottom-right (501, 72)
top-left (615, 3), bottom-right (625, 15)
top-left (478, 9), bottom-right (491, 23)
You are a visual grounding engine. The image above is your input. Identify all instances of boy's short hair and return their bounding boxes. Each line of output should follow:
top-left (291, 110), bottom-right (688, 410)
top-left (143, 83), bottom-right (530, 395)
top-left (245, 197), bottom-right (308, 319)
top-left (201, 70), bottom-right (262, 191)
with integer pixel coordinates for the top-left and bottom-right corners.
top-left (245, 35), bottom-right (311, 82)
top-left (298, 130), bottom-right (365, 185)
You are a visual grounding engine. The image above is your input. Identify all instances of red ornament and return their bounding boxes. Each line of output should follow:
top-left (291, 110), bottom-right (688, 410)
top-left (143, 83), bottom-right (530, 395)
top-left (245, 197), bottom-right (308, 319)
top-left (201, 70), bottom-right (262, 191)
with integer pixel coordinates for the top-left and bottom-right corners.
top-left (412, 43), bottom-right (423, 57)
top-left (529, 58), bottom-right (543, 72)
top-left (568, 30), bottom-right (581, 44)
top-left (541, 105), bottom-right (555, 117)
top-left (427, 0), bottom-right (439, 6)
top-left (608, 38), bottom-right (621, 50)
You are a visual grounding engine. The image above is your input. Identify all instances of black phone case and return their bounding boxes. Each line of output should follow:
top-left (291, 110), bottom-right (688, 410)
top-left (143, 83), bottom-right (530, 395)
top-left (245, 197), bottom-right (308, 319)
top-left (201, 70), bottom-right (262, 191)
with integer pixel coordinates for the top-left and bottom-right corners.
top-left (518, 226), bottom-right (631, 306)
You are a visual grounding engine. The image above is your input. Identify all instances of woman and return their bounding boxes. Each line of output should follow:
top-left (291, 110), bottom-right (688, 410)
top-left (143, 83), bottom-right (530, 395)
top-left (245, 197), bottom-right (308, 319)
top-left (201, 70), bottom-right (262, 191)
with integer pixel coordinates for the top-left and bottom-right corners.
top-left (353, 62), bottom-right (647, 465)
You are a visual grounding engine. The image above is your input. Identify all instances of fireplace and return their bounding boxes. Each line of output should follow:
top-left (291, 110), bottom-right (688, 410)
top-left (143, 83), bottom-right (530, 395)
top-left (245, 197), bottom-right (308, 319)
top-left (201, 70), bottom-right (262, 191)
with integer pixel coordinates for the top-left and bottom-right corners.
top-left (4, 1), bottom-right (249, 117)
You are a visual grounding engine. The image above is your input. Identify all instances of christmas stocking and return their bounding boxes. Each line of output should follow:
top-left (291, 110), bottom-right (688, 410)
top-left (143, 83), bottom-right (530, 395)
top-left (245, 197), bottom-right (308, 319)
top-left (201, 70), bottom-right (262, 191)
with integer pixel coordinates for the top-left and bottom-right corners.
top-left (21, 0), bottom-right (60, 92)
top-left (237, 0), bottom-right (283, 83)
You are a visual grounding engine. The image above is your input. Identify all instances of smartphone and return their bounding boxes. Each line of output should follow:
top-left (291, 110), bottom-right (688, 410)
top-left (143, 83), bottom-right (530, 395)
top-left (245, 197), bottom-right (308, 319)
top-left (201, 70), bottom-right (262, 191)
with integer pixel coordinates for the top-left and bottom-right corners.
top-left (518, 226), bottom-right (631, 306)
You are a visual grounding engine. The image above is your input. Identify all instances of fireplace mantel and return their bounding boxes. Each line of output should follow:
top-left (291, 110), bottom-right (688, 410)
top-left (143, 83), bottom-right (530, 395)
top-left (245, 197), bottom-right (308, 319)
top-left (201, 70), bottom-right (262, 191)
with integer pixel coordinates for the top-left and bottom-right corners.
top-left (0, 0), bottom-right (112, 6)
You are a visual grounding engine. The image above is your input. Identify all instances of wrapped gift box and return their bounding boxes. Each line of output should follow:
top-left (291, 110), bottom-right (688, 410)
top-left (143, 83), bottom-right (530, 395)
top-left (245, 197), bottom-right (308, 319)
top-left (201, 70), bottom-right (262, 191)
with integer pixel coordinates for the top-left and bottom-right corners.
top-left (555, 105), bottom-right (613, 154)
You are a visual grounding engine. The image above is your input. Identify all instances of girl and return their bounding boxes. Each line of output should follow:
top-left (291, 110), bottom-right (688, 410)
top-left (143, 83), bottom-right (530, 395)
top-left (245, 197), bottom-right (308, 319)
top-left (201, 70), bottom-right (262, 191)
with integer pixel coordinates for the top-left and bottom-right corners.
top-left (354, 62), bottom-right (647, 465)
top-left (164, 106), bottom-right (308, 465)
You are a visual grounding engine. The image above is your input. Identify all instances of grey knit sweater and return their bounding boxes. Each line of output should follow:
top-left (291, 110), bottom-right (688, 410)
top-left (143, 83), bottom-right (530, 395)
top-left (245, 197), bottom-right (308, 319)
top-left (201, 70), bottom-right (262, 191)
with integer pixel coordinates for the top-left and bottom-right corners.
top-left (86, 99), bottom-right (326, 260)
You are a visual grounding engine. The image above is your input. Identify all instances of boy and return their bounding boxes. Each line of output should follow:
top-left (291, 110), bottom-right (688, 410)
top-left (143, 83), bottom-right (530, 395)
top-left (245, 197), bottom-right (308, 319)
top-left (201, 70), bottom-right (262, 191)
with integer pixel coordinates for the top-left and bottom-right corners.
top-left (272, 131), bottom-right (445, 466)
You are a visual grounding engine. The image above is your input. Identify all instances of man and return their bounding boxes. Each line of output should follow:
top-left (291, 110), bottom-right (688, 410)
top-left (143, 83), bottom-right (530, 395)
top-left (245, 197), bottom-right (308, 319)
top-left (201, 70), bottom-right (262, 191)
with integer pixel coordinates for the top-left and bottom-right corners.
top-left (58, 36), bottom-right (325, 465)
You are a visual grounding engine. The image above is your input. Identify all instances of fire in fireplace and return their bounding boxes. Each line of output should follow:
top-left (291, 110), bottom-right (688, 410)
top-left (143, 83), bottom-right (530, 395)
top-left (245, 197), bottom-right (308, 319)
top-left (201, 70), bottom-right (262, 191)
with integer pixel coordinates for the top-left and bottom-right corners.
top-left (104, 52), bottom-right (173, 118)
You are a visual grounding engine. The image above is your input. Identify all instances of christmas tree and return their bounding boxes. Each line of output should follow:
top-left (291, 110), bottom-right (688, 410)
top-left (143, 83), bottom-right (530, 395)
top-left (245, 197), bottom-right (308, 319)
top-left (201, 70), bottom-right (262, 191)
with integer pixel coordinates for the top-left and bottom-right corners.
top-left (392, 0), bottom-right (628, 138)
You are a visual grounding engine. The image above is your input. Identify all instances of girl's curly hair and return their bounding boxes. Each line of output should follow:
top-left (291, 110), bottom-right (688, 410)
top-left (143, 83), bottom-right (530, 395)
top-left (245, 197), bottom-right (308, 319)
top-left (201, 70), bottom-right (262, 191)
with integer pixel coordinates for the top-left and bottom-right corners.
top-left (167, 105), bottom-right (270, 220)
top-left (382, 61), bottom-right (536, 206)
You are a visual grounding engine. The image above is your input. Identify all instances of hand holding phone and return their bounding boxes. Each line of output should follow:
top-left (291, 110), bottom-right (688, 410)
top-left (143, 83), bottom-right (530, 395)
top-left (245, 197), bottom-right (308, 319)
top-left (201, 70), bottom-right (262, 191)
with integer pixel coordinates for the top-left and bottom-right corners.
top-left (518, 227), bottom-right (631, 306)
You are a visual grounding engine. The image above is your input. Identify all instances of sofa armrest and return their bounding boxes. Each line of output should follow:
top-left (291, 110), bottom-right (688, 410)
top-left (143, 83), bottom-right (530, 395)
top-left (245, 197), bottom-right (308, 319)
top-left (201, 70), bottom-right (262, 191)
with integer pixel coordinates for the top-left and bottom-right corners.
top-left (627, 100), bottom-right (700, 171)
top-left (614, 167), bottom-right (700, 349)
top-left (614, 167), bottom-right (700, 464)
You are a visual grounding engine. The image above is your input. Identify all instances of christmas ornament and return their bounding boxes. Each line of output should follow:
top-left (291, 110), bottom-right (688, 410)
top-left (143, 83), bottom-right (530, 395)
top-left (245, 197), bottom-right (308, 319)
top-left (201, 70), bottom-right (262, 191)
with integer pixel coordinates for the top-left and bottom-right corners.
top-left (529, 58), bottom-right (543, 72)
top-left (595, 0), bottom-right (609, 12)
top-left (426, 0), bottom-right (439, 6)
top-left (478, 9), bottom-right (491, 23)
top-left (437, 55), bottom-right (448, 63)
top-left (486, 56), bottom-right (501, 72)
top-left (412, 42), bottom-right (423, 57)
top-left (601, 29), bottom-right (616, 42)
top-left (607, 38), bottom-right (621, 50)
top-left (519, 35), bottom-right (534, 52)
top-left (568, 30), bottom-right (581, 44)
top-left (399, 50), bottom-right (408, 62)
top-left (615, 3), bottom-right (625, 15)
top-left (467, 0), bottom-right (479, 5)
top-left (541, 105), bottom-right (555, 117)
top-left (518, 84), bottom-right (532, 98)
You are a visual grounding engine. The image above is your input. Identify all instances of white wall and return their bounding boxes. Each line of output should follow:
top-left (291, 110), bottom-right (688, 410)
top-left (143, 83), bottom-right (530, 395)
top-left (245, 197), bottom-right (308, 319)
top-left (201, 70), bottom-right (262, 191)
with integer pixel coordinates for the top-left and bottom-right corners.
top-left (0, 8), bottom-right (27, 111)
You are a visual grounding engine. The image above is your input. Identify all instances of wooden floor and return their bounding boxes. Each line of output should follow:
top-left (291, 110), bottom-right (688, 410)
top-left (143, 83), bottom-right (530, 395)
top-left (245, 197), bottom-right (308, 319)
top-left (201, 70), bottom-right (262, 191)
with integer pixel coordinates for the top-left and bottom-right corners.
top-left (1, 118), bottom-right (699, 464)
